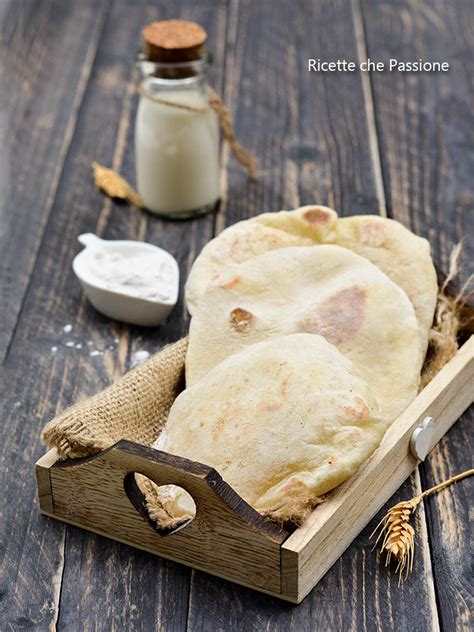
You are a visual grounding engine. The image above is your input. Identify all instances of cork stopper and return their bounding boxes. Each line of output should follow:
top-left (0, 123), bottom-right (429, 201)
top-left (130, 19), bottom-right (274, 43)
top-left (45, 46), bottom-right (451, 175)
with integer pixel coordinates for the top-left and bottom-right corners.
top-left (143, 19), bottom-right (207, 63)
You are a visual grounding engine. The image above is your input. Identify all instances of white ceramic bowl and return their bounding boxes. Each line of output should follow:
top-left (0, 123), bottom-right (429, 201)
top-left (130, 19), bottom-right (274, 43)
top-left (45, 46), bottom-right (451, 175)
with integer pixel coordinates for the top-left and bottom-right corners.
top-left (72, 234), bottom-right (179, 327)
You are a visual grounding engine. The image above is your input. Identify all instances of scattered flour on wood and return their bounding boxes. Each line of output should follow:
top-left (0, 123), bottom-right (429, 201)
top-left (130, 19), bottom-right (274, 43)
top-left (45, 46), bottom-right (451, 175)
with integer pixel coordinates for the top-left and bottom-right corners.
top-left (130, 350), bottom-right (150, 368)
top-left (53, 329), bottom-right (124, 358)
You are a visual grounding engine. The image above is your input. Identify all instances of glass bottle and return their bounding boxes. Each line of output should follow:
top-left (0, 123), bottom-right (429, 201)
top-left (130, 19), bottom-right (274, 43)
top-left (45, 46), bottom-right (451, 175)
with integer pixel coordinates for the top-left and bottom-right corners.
top-left (135, 52), bottom-right (220, 219)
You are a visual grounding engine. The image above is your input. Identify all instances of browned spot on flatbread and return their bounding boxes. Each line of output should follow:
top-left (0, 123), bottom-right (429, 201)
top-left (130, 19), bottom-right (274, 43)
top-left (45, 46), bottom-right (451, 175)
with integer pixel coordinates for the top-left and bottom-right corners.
top-left (212, 415), bottom-right (227, 441)
top-left (341, 397), bottom-right (370, 419)
top-left (302, 206), bottom-right (332, 225)
top-left (220, 274), bottom-right (242, 289)
top-left (297, 286), bottom-right (367, 346)
top-left (346, 429), bottom-right (362, 444)
top-left (282, 478), bottom-right (307, 494)
top-left (229, 307), bottom-right (254, 332)
top-left (280, 375), bottom-right (291, 396)
top-left (258, 400), bottom-right (282, 413)
top-left (359, 218), bottom-right (386, 247)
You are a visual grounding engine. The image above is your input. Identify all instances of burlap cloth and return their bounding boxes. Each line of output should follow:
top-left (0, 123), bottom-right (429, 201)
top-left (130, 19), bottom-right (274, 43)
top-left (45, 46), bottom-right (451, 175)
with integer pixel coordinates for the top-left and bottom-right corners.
top-left (42, 337), bottom-right (189, 529)
top-left (43, 337), bottom-right (187, 458)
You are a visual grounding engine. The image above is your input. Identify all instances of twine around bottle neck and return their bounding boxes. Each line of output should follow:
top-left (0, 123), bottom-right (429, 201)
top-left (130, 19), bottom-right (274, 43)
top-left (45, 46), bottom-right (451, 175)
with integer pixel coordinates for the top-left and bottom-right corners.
top-left (137, 83), bottom-right (257, 179)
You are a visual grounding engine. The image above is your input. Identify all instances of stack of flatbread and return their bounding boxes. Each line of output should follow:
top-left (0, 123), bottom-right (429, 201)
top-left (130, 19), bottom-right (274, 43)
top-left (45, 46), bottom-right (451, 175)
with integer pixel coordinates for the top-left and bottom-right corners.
top-left (153, 206), bottom-right (438, 526)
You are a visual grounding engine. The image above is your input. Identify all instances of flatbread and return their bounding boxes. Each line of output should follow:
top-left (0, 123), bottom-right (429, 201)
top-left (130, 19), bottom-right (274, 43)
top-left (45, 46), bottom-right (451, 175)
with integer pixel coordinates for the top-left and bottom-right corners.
top-left (154, 333), bottom-right (385, 524)
top-left (186, 245), bottom-right (423, 424)
top-left (185, 206), bottom-right (437, 353)
top-left (185, 206), bottom-right (336, 313)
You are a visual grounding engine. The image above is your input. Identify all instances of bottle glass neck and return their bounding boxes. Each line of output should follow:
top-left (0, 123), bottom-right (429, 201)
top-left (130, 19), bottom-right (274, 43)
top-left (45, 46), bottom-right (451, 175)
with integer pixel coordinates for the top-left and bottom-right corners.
top-left (136, 51), bottom-right (211, 85)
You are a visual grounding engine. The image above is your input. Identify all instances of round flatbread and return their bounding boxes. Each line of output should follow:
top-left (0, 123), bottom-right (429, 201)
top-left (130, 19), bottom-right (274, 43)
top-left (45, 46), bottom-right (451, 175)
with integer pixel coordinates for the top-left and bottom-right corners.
top-left (185, 206), bottom-right (337, 313)
top-left (185, 206), bottom-right (437, 353)
top-left (155, 333), bottom-right (385, 524)
top-left (186, 245), bottom-right (424, 424)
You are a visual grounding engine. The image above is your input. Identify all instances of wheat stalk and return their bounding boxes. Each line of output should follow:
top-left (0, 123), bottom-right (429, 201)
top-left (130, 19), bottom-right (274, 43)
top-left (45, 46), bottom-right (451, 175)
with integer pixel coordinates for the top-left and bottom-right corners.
top-left (371, 468), bottom-right (473, 585)
top-left (420, 242), bottom-right (473, 389)
top-left (91, 162), bottom-right (144, 208)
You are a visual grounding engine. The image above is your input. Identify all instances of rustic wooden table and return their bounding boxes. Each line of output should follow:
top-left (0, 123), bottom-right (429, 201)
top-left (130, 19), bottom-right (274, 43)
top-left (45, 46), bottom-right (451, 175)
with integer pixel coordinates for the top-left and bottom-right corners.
top-left (1, 0), bottom-right (472, 630)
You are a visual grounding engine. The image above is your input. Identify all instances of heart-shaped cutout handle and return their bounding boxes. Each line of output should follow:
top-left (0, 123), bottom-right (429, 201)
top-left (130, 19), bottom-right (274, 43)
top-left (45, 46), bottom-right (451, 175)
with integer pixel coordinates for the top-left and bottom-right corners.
top-left (124, 472), bottom-right (196, 536)
top-left (410, 416), bottom-right (435, 461)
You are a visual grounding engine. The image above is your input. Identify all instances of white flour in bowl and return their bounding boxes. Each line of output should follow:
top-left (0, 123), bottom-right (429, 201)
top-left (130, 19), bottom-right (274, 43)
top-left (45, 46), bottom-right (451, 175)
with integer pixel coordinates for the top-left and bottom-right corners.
top-left (86, 248), bottom-right (176, 302)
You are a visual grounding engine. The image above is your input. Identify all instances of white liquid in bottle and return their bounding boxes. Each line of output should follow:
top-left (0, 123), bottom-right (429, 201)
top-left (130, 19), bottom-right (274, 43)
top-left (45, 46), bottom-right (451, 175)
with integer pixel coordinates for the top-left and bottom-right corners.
top-left (135, 84), bottom-right (220, 218)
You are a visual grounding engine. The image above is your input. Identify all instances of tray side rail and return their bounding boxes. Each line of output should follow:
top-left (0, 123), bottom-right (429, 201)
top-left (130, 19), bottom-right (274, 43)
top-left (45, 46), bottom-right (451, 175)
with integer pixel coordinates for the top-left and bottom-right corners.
top-left (281, 335), bottom-right (474, 603)
top-left (36, 440), bottom-right (288, 595)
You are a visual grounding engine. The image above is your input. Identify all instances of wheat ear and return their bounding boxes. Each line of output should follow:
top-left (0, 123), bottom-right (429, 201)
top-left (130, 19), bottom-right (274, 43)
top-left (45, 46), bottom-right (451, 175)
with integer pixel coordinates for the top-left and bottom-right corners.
top-left (371, 468), bottom-right (473, 585)
top-left (91, 162), bottom-right (144, 208)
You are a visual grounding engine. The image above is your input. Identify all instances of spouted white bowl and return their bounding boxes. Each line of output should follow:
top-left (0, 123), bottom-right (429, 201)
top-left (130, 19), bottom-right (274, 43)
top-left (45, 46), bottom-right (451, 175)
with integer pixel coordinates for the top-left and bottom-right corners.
top-left (72, 233), bottom-right (179, 327)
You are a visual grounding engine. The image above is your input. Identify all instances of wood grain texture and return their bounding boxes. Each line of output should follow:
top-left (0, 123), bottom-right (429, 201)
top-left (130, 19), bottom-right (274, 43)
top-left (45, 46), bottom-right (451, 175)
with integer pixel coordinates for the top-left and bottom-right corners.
top-left (0, 0), bottom-right (223, 629)
top-left (360, 0), bottom-right (474, 277)
top-left (420, 408), bottom-right (473, 632)
top-left (185, 0), bottom-right (446, 625)
top-left (0, 2), bottom-right (112, 629)
top-left (63, 0), bottom-right (226, 629)
top-left (0, 345), bottom-right (68, 630)
top-left (35, 449), bottom-right (57, 514)
top-left (0, 0), bottom-right (111, 362)
top-left (38, 442), bottom-right (286, 593)
top-left (1, 0), bottom-right (472, 628)
top-left (35, 340), bottom-right (472, 606)
top-left (281, 337), bottom-right (473, 602)
top-left (187, 475), bottom-right (441, 632)
top-left (361, 2), bottom-right (473, 629)
top-left (2, 2), bottom-right (225, 630)
top-left (215, 0), bottom-right (385, 240)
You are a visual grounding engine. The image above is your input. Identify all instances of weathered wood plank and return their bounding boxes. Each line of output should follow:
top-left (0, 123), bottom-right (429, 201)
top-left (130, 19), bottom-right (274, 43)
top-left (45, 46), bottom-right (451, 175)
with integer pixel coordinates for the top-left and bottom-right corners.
top-left (0, 0), bottom-right (111, 362)
top-left (281, 337), bottom-right (473, 602)
top-left (187, 0), bottom-right (439, 627)
top-left (420, 408), bottom-right (472, 632)
top-left (0, 361), bottom-right (67, 631)
top-left (0, 0), bottom-right (226, 630)
top-left (2, 0), bottom-right (470, 629)
top-left (57, 532), bottom-right (191, 632)
top-left (360, 0), bottom-right (473, 277)
top-left (215, 0), bottom-right (385, 239)
top-left (39, 443), bottom-right (286, 593)
top-left (0, 2), bottom-right (111, 629)
top-left (361, 1), bottom-right (473, 628)
top-left (187, 475), bottom-right (440, 631)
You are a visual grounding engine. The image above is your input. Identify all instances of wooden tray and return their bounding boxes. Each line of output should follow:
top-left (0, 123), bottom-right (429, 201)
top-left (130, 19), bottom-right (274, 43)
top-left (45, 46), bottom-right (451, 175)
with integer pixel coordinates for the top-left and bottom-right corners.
top-left (36, 335), bottom-right (473, 603)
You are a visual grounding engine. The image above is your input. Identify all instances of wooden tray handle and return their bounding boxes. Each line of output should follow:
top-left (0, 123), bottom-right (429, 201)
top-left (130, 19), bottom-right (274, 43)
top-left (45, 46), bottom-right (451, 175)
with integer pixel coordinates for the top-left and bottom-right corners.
top-left (38, 440), bottom-right (287, 593)
top-left (51, 439), bottom-right (288, 544)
